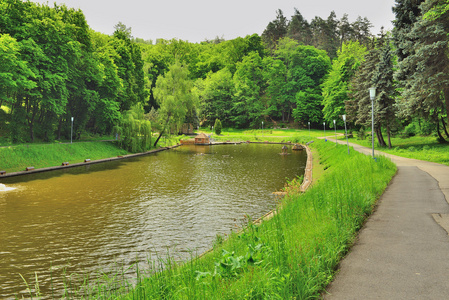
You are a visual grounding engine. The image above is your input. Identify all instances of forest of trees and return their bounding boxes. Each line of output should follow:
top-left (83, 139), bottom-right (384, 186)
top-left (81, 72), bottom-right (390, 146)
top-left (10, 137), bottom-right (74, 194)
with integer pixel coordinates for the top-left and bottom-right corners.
top-left (1, 0), bottom-right (448, 149)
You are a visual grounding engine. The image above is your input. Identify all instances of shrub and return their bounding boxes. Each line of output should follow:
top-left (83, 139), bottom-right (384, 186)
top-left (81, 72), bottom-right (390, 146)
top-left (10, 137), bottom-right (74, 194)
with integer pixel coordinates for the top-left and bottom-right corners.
top-left (214, 119), bottom-right (222, 135)
top-left (402, 123), bottom-right (418, 137)
top-left (357, 128), bottom-right (366, 140)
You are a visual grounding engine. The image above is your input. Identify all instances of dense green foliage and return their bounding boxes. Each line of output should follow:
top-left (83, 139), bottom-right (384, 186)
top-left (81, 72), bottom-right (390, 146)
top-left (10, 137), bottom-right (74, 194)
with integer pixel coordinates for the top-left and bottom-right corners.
top-left (0, 1), bottom-right (146, 143)
top-left (2, 1), bottom-right (448, 146)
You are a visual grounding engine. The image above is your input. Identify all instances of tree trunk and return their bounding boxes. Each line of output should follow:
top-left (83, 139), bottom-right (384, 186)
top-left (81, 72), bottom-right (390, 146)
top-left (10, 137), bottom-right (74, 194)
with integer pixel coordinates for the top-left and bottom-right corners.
top-left (376, 126), bottom-right (386, 147)
top-left (153, 116), bottom-right (170, 147)
top-left (444, 87), bottom-right (449, 128)
top-left (436, 121), bottom-right (448, 143)
top-left (57, 118), bottom-right (63, 140)
top-left (441, 116), bottom-right (449, 139)
top-left (387, 123), bottom-right (392, 149)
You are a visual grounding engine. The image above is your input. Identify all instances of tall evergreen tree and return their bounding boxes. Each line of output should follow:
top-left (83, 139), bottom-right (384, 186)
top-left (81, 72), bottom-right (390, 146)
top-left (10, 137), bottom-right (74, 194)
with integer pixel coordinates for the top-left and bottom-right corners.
top-left (262, 9), bottom-right (288, 51)
top-left (287, 8), bottom-right (312, 45)
top-left (394, 0), bottom-right (449, 141)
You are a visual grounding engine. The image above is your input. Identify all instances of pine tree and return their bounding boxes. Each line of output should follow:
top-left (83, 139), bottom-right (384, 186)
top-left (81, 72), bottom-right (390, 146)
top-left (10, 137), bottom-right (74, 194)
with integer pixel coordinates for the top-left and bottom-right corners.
top-left (346, 34), bottom-right (396, 148)
top-left (262, 9), bottom-right (288, 51)
top-left (394, 0), bottom-right (449, 141)
top-left (287, 8), bottom-right (312, 45)
top-left (373, 38), bottom-right (397, 148)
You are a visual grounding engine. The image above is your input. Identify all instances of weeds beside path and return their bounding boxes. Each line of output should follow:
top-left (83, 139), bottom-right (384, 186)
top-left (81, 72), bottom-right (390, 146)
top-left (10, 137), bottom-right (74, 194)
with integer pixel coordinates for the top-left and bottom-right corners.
top-left (323, 138), bottom-right (449, 299)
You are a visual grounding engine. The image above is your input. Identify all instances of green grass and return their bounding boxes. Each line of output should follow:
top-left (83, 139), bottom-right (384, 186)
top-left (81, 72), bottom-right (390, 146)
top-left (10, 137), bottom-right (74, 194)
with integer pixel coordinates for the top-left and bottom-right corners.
top-left (0, 141), bottom-right (129, 173)
top-left (42, 137), bottom-right (395, 299)
top-left (344, 135), bottom-right (449, 166)
top-left (207, 127), bottom-right (336, 143)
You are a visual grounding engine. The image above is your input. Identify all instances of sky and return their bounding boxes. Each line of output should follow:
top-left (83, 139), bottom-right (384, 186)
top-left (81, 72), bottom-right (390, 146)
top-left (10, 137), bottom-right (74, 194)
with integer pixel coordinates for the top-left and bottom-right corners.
top-left (31, 0), bottom-right (397, 43)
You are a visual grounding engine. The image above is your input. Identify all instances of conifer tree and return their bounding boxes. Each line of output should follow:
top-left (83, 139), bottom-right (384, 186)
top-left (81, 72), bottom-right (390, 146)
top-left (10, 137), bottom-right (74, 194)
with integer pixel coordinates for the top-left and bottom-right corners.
top-left (394, 0), bottom-right (449, 141)
top-left (373, 38), bottom-right (397, 148)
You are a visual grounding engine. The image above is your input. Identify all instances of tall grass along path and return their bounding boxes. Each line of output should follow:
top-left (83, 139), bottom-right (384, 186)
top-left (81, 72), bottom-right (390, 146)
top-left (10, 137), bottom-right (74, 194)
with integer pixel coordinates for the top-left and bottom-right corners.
top-left (323, 138), bottom-right (449, 299)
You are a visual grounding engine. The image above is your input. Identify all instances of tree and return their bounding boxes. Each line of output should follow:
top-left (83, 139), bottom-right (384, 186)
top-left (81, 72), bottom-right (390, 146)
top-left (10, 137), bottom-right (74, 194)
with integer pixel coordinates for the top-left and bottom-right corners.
top-left (232, 52), bottom-right (265, 128)
top-left (0, 34), bottom-right (36, 107)
top-left (395, 0), bottom-right (449, 141)
top-left (262, 9), bottom-right (288, 51)
top-left (153, 61), bottom-right (198, 146)
top-left (287, 8), bottom-right (312, 45)
top-left (214, 118), bottom-right (222, 135)
top-left (197, 68), bottom-right (234, 126)
top-left (116, 104), bottom-right (151, 152)
top-left (310, 11), bottom-right (340, 59)
top-left (346, 36), bottom-right (396, 148)
top-left (112, 23), bottom-right (148, 111)
top-left (322, 41), bottom-right (367, 125)
top-left (373, 39), bottom-right (397, 148)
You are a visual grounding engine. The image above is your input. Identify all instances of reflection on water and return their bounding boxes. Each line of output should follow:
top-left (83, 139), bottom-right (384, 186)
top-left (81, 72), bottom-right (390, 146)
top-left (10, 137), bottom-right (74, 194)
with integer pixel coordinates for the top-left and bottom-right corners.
top-left (0, 144), bottom-right (306, 298)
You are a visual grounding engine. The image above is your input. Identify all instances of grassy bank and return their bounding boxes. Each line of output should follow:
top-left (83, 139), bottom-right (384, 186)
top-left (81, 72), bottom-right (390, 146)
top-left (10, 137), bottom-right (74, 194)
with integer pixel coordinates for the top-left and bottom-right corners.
top-left (0, 142), bottom-right (129, 173)
top-left (341, 135), bottom-right (449, 166)
top-left (66, 138), bottom-right (395, 299)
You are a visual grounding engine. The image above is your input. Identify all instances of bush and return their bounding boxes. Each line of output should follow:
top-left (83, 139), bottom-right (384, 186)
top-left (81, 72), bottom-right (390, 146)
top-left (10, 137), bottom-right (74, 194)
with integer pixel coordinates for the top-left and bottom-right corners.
top-left (402, 123), bottom-right (418, 137)
top-left (214, 119), bottom-right (222, 135)
top-left (357, 128), bottom-right (366, 140)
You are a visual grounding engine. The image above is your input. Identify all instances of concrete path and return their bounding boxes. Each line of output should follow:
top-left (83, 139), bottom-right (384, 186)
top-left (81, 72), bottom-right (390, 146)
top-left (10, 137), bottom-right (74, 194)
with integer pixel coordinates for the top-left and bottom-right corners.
top-left (323, 140), bottom-right (449, 299)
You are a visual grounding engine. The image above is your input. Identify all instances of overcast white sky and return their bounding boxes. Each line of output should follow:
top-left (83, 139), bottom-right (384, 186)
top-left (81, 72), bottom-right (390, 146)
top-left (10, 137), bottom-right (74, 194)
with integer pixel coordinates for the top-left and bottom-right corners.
top-left (31, 0), bottom-right (396, 43)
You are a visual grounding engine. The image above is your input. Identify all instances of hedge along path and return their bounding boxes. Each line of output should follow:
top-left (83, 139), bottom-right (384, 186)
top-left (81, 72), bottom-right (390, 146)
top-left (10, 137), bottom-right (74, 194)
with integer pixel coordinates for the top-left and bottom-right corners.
top-left (323, 138), bottom-right (449, 299)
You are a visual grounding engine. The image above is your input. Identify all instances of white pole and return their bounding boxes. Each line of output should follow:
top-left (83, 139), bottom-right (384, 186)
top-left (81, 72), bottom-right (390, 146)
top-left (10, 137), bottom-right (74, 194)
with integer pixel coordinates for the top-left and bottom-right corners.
top-left (262, 121), bottom-right (264, 137)
top-left (71, 117), bottom-right (74, 144)
top-left (308, 122), bottom-right (310, 140)
top-left (369, 87), bottom-right (376, 158)
top-left (323, 122), bottom-right (326, 141)
top-left (343, 115), bottom-right (349, 154)
top-left (334, 119), bottom-right (337, 145)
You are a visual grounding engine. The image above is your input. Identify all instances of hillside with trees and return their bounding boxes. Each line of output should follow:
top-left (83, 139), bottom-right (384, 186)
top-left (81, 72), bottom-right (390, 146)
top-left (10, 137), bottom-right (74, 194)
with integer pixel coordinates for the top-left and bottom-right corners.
top-left (1, 0), bottom-right (448, 149)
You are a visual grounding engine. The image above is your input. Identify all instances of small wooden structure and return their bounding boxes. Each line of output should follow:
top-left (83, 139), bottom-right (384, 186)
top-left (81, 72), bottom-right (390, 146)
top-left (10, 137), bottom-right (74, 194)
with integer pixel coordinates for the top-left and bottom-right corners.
top-left (180, 133), bottom-right (211, 145)
top-left (292, 144), bottom-right (304, 150)
top-left (194, 133), bottom-right (210, 145)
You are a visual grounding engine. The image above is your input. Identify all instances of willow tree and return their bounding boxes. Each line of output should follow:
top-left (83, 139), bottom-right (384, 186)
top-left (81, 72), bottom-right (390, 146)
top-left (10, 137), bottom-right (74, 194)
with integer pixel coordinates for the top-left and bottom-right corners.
top-left (153, 61), bottom-right (198, 146)
top-left (115, 104), bottom-right (151, 153)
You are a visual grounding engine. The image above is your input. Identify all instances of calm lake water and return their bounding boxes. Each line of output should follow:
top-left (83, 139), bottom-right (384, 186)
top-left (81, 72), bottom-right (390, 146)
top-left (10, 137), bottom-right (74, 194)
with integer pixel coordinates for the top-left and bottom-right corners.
top-left (0, 143), bottom-right (307, 298)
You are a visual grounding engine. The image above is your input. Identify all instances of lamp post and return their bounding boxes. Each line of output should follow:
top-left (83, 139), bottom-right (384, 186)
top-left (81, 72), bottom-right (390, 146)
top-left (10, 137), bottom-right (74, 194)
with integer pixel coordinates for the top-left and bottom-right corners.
top-left (323, 122), bottom-right (326, 141)
top-left (369, 87), bottom-right (376, 158)
top-left (343, 115), bottom-right (349, 154)
top-left (262, 121), bottom-right (264, 137)
top-left (71, 117), bottom-right (74, 144)
top-left (334, 119), bottom-right (337, 145)
top-left (308, 121), bottom-right (310, 140)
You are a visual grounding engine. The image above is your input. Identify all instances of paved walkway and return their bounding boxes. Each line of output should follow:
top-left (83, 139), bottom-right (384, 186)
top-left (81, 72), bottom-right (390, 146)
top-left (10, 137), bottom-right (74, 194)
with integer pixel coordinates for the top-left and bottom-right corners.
top-left (323, 140), bottom-right (449, 299)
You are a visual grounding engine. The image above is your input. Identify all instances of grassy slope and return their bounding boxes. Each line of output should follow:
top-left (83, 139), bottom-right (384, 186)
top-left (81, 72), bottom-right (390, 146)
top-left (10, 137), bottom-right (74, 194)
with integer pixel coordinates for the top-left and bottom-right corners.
top-left (81, 137), bottom-right (396, 299)
top-left (0, 142), bottom-right (128, 173)
top-left (341, 135), bottom-right (449, 166)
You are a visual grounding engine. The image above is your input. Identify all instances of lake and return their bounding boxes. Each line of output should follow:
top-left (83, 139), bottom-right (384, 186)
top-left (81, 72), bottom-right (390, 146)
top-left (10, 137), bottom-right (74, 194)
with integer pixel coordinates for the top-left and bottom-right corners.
top-left (0, 143), bottom-right (307, 298)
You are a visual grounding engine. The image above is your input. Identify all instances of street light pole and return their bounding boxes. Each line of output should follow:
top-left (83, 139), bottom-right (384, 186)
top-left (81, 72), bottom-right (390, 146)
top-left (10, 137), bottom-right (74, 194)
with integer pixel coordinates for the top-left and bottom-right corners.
top-left (323, 122), bottom-right (326, 141)
top-left (369, 87), bottom-right (376, 158)
top-left (71, 117), bottom-right (74, 144)
top-left (308, 121), bottom-right (310, 140)
top-left (334, 119), bottom-right (337, 145)
top-left (343, 115), bottom-right (349, 154)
